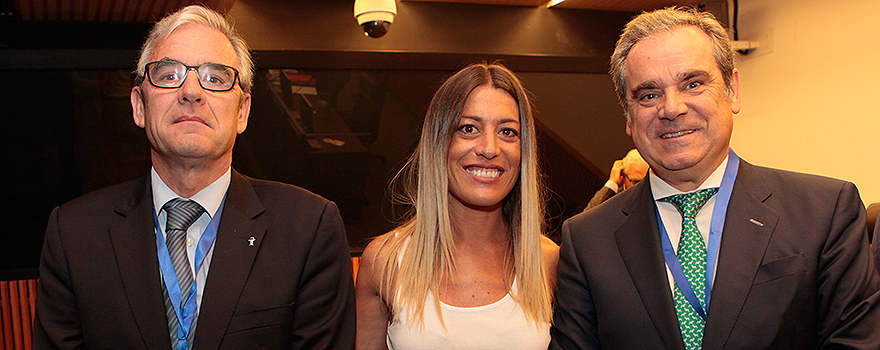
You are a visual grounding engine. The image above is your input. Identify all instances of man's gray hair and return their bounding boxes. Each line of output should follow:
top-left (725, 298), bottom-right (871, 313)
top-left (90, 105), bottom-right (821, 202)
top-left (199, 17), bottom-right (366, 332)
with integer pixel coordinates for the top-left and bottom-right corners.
top-left (134, 5), bottom-right (254, 93)
top-left (610, 6), bottom-right (735, 120)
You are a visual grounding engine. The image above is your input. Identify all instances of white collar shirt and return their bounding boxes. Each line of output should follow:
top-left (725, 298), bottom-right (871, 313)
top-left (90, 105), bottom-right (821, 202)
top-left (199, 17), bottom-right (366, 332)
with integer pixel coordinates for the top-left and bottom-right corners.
top-left (650, 155), bottom-right (729, 295)
top-left (151, 167), bottom-right (231, 315)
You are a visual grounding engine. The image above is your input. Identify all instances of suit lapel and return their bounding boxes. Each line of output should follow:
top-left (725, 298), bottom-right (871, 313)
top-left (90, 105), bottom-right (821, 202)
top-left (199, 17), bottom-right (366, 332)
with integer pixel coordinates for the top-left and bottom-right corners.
top-left (615, 182), bottom-right (686, 350)
top-left (702, 161), bottom-right (779, 350)
top-left (108, 176), bottom-right (173, 349)
top-left (193, 170), bottom-right (267, 349)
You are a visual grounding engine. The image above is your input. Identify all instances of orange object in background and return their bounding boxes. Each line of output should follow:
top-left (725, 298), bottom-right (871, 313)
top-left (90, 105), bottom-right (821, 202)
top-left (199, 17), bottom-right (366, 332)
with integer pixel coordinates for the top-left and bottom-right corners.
top-left (1, 279), bottom-right (37, 350)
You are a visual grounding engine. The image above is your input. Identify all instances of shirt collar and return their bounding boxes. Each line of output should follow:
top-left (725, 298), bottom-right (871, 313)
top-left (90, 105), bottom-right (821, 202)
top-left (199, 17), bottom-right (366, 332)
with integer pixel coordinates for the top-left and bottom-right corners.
top-left (151, 167), bottom-right (231, 217)
top-left (650, 155), bottom-right (729, 200)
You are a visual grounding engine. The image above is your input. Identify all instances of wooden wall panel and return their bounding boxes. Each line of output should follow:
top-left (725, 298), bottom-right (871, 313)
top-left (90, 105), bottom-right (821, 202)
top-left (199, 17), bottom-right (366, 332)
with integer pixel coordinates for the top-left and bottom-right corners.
top-left (0, 279), bottom-right (37, 350)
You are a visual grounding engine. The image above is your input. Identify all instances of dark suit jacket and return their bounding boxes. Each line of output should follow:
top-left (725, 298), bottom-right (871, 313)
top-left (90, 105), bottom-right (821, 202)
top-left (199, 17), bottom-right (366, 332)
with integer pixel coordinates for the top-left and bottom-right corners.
top-left (870, 205), bottom-right (880, 265)
top-left (551, 160), bottom-right (880, 349)
top-left (583, 186), bottom-right (616, 212)
top-left (34, 170), bottom-right (356, 349)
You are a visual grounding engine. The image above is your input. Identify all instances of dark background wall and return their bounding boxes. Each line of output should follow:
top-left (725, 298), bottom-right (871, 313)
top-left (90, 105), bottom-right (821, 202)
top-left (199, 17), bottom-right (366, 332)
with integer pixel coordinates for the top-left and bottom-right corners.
top-left (232, 0), bottom-right (628, 72)
top-left (1, 0), bottom-right (633, 70)
top-left (0, 1), bottom-right (635, 278)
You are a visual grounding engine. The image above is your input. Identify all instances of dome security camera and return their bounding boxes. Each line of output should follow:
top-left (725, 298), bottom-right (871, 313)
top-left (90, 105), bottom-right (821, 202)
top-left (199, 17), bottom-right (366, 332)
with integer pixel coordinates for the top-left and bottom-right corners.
top-left (354, 0), bottom-right (397, 38)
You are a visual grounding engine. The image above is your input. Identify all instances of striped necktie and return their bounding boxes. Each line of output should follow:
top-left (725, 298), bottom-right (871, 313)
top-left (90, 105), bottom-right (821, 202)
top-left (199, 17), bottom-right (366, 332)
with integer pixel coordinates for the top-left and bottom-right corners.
top-left (162, 198), bottom-right (204, 349)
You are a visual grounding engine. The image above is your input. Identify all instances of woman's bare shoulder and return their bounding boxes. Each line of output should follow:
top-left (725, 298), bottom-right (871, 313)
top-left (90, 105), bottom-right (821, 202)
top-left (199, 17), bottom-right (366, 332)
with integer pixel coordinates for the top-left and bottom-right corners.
top-left (539, 235), bottom-right (559, 282)
top-left (539, 235), bottom-right (559, 261)
top-left (361, 230), bottom-right (400, 269)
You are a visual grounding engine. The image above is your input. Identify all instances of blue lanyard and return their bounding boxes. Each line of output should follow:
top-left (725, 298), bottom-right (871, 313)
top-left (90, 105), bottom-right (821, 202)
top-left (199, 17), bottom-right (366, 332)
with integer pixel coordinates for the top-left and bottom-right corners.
top-left (153, 197), bottom-right (225, 349)
top-left (655, 149), bottom-right (739, 320)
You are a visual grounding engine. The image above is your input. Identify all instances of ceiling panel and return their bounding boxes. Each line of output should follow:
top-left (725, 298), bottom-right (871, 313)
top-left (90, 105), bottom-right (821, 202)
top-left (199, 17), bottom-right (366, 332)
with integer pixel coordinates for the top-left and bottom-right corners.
top-left (550, 0), bottom-right (701, 11)
top-left (9, 0), bottom-right (703, 23)
top-left (403, 0), bottom-right (548, 6)
top-left (403, 0), bottom-right (701, 11)
top-left (12, 0), bottom-right (237, 22)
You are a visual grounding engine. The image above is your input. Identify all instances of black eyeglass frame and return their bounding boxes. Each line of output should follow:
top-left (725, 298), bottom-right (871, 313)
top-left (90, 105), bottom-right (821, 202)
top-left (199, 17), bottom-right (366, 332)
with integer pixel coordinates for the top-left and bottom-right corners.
top-left (143, 60), bottom-right (241, 92)
top-left (623, 172), bottom-right (643, 185)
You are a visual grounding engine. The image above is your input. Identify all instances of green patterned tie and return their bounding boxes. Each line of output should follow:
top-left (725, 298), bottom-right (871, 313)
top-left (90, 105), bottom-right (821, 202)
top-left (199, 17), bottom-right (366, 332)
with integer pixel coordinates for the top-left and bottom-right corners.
top-left (659, 187), bottom-right (718, 350)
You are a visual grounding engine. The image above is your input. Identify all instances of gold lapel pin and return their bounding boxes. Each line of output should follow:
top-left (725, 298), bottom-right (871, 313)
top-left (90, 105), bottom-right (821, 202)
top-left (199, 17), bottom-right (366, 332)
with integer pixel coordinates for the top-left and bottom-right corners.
top-left (749, 218), bottom-right (764, 227)
top-left (248, 236), bottom-right (256, 246)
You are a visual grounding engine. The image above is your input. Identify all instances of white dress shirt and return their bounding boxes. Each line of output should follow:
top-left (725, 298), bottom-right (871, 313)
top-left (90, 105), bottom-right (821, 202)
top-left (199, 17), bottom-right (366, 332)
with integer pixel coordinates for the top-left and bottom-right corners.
top-left (151, 167), bottom-right (231, 316)
top-left (650, 155), bottom-right (728, 296)
top-left (604, 179), bottom-right (620, 193)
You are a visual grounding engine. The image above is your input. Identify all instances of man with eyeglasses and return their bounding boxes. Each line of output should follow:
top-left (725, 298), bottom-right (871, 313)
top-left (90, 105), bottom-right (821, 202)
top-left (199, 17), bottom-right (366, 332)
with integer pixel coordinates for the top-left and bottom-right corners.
top-left (33, 5), bottom-right (355, 350)
top-left (583, 148), bottom-right (649, 211)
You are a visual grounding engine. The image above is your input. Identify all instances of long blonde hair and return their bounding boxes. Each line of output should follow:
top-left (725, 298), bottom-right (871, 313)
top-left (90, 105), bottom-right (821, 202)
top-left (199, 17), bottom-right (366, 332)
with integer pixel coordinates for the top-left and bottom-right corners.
top-left (374, 62), bottom-right (550, 328)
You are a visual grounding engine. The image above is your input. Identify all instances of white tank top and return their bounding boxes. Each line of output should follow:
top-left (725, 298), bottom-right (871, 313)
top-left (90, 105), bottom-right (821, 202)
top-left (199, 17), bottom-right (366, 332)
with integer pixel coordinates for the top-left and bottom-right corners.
top-left (386, 284), bottom-right (551, 350)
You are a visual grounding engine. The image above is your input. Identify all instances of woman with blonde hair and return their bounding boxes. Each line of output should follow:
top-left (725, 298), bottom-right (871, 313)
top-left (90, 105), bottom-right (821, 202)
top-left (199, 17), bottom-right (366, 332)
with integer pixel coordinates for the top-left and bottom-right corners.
top-left (356, 62), bottom-right (559, 349)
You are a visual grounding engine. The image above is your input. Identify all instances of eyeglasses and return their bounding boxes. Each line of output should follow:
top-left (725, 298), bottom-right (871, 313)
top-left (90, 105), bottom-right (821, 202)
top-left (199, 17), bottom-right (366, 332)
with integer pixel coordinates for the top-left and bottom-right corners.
top-left (144, 60), bottom-right (240, 92)
top-left (623, 172), bottom-right (642, 185)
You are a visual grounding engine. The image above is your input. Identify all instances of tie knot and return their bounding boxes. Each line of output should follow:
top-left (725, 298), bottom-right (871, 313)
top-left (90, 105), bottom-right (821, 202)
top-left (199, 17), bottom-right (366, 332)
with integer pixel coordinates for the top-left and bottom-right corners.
top-left (163, 198), bottom-right (205, 232)
top-left (659, 188), bottom-right (719, 219)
